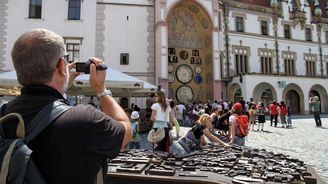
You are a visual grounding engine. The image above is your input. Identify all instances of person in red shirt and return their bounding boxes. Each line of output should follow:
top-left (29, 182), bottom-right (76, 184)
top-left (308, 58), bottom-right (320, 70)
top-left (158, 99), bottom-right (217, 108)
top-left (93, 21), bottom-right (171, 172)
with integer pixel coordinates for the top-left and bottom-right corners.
top-left (269, 101), bottom-right (279, 127)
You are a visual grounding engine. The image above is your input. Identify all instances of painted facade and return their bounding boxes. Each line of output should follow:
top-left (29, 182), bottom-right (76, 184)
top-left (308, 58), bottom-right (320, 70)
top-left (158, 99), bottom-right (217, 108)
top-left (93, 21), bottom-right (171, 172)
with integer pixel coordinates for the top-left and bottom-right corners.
top-left (0, 0), bottom-right (327, 114)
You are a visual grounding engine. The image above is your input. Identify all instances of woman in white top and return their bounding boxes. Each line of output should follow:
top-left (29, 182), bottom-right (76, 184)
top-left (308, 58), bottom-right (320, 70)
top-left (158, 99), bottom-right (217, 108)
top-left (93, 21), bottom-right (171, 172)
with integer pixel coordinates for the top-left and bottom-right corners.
top-left (150, 91), bottom-right (173, 152)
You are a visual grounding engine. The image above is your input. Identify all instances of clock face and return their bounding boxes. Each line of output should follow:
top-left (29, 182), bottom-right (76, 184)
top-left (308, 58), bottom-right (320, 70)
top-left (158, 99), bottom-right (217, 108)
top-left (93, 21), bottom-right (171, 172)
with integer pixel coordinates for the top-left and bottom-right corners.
top-left (168, 64), bottom-right (175, 73)
top-left (168, 73), bottom-right (175, 83)
top-left (194, 75), bottom-right (202, 84)
top-left (179, 50), bottom-right (189, 60)
top-left (176, 85), bottom-right (194, 103)
top-left (176, 64), bottom-right (193, 84)
top-left (194, 66), bottom-right (202, 74)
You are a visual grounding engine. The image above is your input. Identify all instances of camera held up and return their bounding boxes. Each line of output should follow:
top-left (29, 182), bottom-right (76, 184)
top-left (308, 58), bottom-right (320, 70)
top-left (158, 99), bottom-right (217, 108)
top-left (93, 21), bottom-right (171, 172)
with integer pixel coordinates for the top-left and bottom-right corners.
top-left (75, 60), bottom-right (108, 74)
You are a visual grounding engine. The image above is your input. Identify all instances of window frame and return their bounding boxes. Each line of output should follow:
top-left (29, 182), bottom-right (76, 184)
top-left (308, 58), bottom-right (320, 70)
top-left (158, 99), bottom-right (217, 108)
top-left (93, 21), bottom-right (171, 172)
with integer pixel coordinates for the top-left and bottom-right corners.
top-left (66, 43), bottom-right (80, 63)
top-left (284, 59), bottom-right (295, 75)
top-left (28, 0), bottom-right (42, 19)
top-left (68, 0), bottom-right (81, 20)
top-left (305, 60), bottom-right (316, 76)
top-left (305, 28), bottom-right (312, 41)
top-left (235, 16), bottom-right (244, 32)
top-left (120, 53), bottom-right (129, 65)
top-left (284, 24), bottom-right (291, 39)
top-left (261, 20), bottom-right (268, 36)
top-left (260, 57), bottom-right (273, 74)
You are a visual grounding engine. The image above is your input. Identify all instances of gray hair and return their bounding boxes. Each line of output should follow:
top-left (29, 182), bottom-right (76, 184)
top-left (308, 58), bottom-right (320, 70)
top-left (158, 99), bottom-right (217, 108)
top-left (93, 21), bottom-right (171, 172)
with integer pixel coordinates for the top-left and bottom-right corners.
top-left (11, 29), bottom-right (65, 86)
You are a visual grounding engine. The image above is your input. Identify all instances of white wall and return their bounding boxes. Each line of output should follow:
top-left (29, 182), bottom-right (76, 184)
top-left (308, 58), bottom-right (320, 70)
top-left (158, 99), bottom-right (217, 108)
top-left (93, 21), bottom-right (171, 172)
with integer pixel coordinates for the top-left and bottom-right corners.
top-left (103, 4), bottom-right (150, 73)
top-left (4, 0), bottom-right (97, 70)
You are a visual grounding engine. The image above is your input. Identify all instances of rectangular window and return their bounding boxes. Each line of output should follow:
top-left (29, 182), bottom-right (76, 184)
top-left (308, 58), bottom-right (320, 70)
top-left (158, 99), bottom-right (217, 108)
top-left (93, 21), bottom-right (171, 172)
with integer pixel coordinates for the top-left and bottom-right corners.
top-left (305, 28), bottom-right (312, 41)
top-left (66, 43), bottom-right (80, 63)
top-left (29, 0), bottom-right (42, 19)
top-left (284, 25), bottom-right (291, 39)
top-left (260, 57), bottom-right (273, 74)
top-left (325, 31), bottom-right (328, 44)
top-left (326, 62), bottom-right (328, 76)
top-left (306, 60), bottom-right (316, 76)
top-left (261, 20), bottom-right (268, 35)
top-left (68, 0), bottom-right (81, 20)
top-left (284, 59), bottom-right (295, 75)
top-left (235, 54), bottom-right (248, 74)
top-left (236, 17), bottom-right (244, 32)
top-left (120, 53), bottom-right (129, 65)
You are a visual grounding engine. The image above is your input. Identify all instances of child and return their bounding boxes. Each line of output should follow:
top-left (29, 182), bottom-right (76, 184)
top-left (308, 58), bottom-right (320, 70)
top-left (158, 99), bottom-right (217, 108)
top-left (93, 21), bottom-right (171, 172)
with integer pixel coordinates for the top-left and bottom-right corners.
top-left (129, 111), bottom-right (141, 149)
top-left (249, 105), bottom-right (256, 131)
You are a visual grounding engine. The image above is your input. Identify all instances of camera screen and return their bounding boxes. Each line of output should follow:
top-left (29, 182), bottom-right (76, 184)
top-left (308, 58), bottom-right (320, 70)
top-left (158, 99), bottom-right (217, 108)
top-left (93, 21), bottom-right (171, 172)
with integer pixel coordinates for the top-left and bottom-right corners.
top-left (75, 63), bottom-right (85, 72)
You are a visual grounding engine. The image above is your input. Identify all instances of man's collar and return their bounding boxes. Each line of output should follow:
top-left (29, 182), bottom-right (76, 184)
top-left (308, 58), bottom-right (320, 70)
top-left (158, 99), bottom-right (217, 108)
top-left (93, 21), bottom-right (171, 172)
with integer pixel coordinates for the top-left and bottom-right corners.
top-left (21, 85), bottom-right (66, 100)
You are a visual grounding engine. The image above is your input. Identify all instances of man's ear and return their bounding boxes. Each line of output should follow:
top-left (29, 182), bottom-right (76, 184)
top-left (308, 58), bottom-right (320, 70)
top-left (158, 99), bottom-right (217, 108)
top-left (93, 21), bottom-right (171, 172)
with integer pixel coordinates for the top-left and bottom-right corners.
top-left (57, 58), bottom-right (67, 76)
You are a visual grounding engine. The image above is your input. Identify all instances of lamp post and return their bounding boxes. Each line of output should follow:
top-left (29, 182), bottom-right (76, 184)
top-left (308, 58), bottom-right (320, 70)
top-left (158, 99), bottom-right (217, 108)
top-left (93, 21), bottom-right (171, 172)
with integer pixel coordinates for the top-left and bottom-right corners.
top-left (271, 0), bottom-right (280, 74)
top-left (314, 0), bottom-right (324, 76)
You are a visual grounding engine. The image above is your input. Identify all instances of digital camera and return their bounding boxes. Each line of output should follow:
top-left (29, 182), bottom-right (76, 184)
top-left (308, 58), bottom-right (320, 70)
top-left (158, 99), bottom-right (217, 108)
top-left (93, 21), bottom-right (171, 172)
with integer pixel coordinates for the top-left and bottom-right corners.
top-left (75, 60), bottom-right (107, 74)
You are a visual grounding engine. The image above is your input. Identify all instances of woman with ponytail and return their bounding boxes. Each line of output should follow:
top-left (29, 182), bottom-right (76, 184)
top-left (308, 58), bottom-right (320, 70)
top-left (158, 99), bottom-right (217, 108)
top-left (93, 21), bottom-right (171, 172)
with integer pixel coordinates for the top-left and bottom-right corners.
top-left (150, 91), bottom-right (173, 152)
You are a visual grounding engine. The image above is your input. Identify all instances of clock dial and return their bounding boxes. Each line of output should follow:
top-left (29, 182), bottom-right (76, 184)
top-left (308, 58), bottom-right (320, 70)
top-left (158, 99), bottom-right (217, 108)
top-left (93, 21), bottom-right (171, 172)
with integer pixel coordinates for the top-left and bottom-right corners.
top-left (194, 75), bottom-right (202, 84)
top-left (168, 64), bottom-right (175, 73)
top-left (176, 64), bottom-right (193, 84)
top-left (176, 85), bottom-right (194, 103)
top-left (194, 66), bottom-right (202, 74)
top-left (168, 73), bottom-right (175, 83)
top-left (179, 50), bottom-right (189, 60)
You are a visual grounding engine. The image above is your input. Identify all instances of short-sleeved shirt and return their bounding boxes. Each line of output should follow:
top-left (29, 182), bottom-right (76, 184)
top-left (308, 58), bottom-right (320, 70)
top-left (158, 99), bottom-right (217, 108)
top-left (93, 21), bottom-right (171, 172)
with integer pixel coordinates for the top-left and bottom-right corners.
top-left (175, 104), bottom-right (186, 120)
top-left (3, 85), bottom-right (125, 184)
top-left (229, 115), bottom-right (242, 138)
top-left (269, 104), bottom-right (278, 115)
top-left (151, 103), bottom-right (171, 128)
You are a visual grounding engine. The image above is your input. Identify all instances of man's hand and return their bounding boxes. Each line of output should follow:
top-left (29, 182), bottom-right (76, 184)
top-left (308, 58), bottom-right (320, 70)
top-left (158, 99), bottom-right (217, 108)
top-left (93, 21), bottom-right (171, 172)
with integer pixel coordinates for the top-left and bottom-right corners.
top-left (68, 61), bottom-right (80, 87)
top-left (89, 57), bottom-right (106, 94)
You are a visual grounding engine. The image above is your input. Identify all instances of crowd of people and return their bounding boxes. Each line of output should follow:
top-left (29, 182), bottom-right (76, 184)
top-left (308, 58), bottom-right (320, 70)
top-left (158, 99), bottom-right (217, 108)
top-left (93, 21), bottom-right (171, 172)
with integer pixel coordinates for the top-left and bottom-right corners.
top-left (0, 28), bottom-right (323, 184)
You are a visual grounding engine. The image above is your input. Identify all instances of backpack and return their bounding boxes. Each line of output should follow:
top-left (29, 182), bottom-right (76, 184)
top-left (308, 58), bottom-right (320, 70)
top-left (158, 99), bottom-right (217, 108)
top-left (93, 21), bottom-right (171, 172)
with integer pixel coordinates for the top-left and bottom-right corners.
top-left (0, 100), bottom-right (72, 184)
top-left (235, 115), bottom-right (248, 137)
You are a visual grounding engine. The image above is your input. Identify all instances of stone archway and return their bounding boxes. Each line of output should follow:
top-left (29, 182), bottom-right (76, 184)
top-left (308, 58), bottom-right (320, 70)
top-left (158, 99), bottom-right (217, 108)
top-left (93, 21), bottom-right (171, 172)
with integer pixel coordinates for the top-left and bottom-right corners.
top-left (309, 84), bottom-right (328, 113)
top-left (228, 83), bottom-right (242, 103)
top-left (282, 83), bottom-right (304, 114)
top-left (167, 0), bottom-right (213, 103)
top-left (252, 83), bottom-right (277, 107)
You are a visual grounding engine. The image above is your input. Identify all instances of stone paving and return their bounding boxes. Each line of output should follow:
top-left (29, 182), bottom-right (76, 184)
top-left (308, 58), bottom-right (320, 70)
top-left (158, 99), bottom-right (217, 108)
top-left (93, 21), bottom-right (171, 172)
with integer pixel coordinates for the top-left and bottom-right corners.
top-left (245, 117), bottom-right (328, 183)
top-left (139, 116), bottom-right (328, 183)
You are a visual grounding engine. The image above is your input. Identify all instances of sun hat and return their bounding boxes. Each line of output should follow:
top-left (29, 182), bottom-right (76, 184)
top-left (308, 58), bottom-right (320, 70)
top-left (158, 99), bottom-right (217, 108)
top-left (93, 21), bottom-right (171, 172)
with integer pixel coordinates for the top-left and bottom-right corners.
top-left (130, 111), bottom-right (140, 119)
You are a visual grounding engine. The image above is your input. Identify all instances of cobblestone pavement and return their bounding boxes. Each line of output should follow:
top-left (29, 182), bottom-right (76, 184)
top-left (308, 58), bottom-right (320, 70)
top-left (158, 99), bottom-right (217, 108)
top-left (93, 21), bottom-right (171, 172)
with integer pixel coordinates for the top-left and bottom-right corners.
top-left (140, 116), bottom-right (328, 183)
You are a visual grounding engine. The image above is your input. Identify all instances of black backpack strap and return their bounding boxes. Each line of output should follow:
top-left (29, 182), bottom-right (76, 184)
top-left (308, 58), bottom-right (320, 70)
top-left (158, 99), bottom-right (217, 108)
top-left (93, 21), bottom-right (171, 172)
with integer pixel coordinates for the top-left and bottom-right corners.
top-left (25, 100), bottom-right (72, 143)
top-left (0, 102), bottom-right (7, 117)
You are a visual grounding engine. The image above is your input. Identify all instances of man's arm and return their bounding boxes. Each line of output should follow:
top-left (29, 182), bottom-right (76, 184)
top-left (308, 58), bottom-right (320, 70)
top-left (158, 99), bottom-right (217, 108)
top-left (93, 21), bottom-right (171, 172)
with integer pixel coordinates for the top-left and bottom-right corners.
top-left (88, 58), bottom-right (132, 149)
top-left (98, 95), bottom-right (132, 149)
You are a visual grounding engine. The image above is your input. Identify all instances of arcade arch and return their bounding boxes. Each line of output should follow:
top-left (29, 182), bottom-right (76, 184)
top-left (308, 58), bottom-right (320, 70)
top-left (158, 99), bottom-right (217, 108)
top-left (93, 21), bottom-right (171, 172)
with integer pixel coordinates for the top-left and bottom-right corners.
top-left (282, 83), bottom-right (304, 114)
top-left (309, 84), bottom-right (328, 113)
top-left (252, 83), bottom-right (277, 107)
top-left (228, 83), bottom-right (242, 103)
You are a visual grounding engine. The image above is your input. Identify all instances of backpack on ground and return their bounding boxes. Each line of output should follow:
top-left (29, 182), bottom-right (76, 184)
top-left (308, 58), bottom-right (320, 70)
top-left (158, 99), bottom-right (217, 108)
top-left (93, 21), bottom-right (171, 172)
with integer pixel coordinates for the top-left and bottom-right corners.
top-left (235, 115), bottom-right (248, 137)
top-left (0, 100), bottom-right (72, 184)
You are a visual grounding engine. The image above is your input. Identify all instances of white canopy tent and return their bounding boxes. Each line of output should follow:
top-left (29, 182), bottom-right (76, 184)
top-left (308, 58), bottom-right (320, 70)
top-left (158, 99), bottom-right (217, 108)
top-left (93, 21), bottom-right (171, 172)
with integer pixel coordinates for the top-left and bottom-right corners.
top-left (0, 69), bottom-right (159, 97)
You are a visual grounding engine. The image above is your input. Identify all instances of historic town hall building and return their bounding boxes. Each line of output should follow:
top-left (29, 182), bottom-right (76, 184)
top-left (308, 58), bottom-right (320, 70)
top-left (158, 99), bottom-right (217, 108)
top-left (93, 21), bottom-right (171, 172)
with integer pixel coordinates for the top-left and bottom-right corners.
top-left (0, 0), bottom-right (327, 114)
